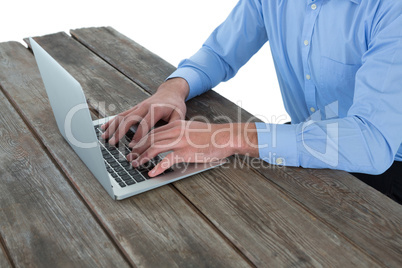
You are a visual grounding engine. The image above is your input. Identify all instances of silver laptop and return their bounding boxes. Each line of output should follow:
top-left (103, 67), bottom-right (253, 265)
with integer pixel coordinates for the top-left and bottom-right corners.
top-left (30, 37), bottom-right (226, 200)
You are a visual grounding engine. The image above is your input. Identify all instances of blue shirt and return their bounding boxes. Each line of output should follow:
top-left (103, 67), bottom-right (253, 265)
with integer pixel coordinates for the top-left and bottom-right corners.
top-left (168, 0), bottom-right (402, 174)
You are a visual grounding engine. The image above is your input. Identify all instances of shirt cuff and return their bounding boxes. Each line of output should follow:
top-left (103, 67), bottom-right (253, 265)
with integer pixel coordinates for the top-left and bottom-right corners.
top-left (167, 67), bottom-right (207, 101)
top-left (255, 122), bottom-right (299, 166)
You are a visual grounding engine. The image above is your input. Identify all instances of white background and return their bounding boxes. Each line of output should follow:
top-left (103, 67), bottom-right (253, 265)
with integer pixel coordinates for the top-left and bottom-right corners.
top-left (1, 0), bottom-right (288, 123)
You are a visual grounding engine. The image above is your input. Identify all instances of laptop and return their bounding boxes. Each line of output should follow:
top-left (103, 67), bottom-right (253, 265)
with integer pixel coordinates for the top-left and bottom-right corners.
top-left (30, 37), bottom-right (227, 200)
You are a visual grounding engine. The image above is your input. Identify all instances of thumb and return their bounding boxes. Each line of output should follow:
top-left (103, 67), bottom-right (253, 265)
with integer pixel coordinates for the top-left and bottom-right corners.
top-left (148, 152), bottom-right (176, 177)
top-left (168, 106), bottom-right (186, 122)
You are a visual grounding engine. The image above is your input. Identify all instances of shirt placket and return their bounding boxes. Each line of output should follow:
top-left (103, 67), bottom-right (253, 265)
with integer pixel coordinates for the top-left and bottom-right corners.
top-left (302, 0), bottom-right (322, 114)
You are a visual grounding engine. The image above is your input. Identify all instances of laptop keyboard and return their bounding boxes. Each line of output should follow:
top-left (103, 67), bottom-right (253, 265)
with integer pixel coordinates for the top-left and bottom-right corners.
top-left (94, 124), bottom-right (172, 188)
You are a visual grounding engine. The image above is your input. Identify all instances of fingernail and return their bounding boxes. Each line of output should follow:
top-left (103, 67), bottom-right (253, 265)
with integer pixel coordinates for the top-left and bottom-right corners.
top-left (131, 160), bottom-right (138, 167)
top-left (149, 169), bottom-right (156, 177)
top-left (101, 124), bottom-right (105, 130)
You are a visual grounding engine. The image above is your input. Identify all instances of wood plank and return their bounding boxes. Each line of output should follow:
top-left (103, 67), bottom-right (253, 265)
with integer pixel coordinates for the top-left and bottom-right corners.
top-left (0, 240), bottom-right (12, 268)
top-left (0, 61), bottom-right (128, 267)
top-left (70, 26), bottom-right (257, 122)
top-left (1, 39), bottom-right (249, 267)
top-left (176, 158), bottom-right (382, 267)
top-left (70, 26), bottom-right (402, 267)
top-left (265, 166), bottom-right (402, 266)
top-left (65, 28), bottom-right (384, 266)
top-left (71, 26), bottom-right (173, 95)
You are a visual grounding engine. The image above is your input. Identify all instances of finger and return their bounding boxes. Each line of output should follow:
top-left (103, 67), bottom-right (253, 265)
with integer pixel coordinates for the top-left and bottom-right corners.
top-left (168, 110), bottom-right (184, 123)
top-left (101, 119), bottom-right (112, 130)
top-left (108, 113), bottom-right (144, 145)
top-left (148, 152), bottom-right (178, 177)
top-left (101, 106), bottom-right (138, 130)
top-left (101, 115), bottom-right (124, 139)
top-left (128, 132), bottom-right (181, 162)
top-left (128, 128), bottom-right (180, 160)
top-left (129, 120), bottom-right (183, 147)
top-left (131, 111), bottom-right (161, 144)
top-left (130, 141), bottom-right (171, 167)
top-left (129, 120), bottom-right (181, 148)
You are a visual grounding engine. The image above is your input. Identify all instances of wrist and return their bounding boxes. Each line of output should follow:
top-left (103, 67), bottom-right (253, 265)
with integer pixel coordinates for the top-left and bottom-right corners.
top-left (158, 77), bottom-right (189, 101)
top-left (213, 123), bottom-right (259, 157)
top-left (233, 123), bottom-right (259, 157)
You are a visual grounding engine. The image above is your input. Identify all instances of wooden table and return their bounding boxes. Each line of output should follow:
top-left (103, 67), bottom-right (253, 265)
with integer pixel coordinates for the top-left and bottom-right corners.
top-left (0, 27), bottom-right (401, 267)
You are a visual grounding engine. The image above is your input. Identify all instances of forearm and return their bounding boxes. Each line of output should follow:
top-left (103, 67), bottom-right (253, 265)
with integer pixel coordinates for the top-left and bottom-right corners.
top-left (166, 48), bottom-right (226, 101)
top-left (255, 115), bottom-right (399, 174)
top-left (167, 0), bottom-right (267, 101)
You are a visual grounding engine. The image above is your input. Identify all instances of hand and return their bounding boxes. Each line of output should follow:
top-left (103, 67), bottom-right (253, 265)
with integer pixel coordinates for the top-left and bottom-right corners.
top-left (101, 78), bottom-right (189, 145)
top-left (127, 120), bottom-right (259, 177)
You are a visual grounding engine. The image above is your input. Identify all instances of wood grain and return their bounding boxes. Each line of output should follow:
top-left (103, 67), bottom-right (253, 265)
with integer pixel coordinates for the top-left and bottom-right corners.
top-left (1, 39), bottom-right (249, 267)
top-left (278, 166), bottom-right (402, 265)
top-left (66, 28), bottom-right (388, 266)
top-left (71, 26), bottom-right (173, 95)
top-left (71, 26), bottom-right (402, 267)
top-left (0, 240), bottom-right (12, 268)
top-left (0, 59), bottom-right (128, 267)
top-left (70, 26), bottom-right (258, 123)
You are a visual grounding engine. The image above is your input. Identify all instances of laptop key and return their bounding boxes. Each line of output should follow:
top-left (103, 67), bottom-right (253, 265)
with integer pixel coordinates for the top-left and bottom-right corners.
top-left (115, 166), bottom-right (124, 172)
top-left (106, 157), bottom-right (116, 163)
top-left (137, 165), bottom-right (148, 172)
top-left (133, 174), bottom-right (145, 182)
top-left (120, 160), bottom-right (130, 166)
top-left (115, 178), bottom-right (122, 183)
top-left (125, 179), bottom-right (136, 186)
top-left (126, 129), bottom-right (135, 140)
top-left (118, 158), bottom-right (128, 163)
top-left (117, 171), bottom-right (127, 176)
top-left (119, 182), bottom-right (126, 187)
top-left (115, 155), bottom-right (126, 162)
top-left (108, 145), bottom-right (117, 151)
top-left (110, 162), bottom-right (120, 168)
top-left (141, 171), bottom-right (151, 180)
top-left (127, 169), bottom-right (138, 175)
top-left (121, 174), bottom-right (132, 181)
top-left (110, 150), bottom-right (120, 156)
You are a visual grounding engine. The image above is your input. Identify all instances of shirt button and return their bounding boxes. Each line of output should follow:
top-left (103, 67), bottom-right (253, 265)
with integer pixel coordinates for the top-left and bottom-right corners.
top-left (310, 107), bottom-right (316, 112)
top-left (276, 158), bottom-right (284, 165)
top-left (311, 4), bottom-right (317, 10)
top-left (304, 40), bottom-right (309, 46)
top-left (306, 74), bottom-right (311, 80)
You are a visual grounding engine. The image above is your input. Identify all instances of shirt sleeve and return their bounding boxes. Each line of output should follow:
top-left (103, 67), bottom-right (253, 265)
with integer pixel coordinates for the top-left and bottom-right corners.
top-left (257, 10), bottom-right (402, 175)
top-left (167, 0), bottom-right (268, 101)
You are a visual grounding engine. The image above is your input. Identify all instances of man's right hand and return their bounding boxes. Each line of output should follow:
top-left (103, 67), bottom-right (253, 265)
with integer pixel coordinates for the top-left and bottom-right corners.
top-left (101, 77), bottom-right (189, 146)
